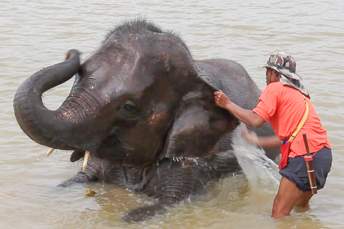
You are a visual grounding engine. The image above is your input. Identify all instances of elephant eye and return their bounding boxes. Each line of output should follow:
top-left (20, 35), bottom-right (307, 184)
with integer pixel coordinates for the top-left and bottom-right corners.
top-left (123, 100), bottom-right (139, 113)
top-left (118, 100), bottom-right (141, 120)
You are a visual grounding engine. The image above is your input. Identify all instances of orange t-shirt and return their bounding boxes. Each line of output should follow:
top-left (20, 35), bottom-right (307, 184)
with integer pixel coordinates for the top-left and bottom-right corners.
top-left (253, 82), bottom-right (331, 157)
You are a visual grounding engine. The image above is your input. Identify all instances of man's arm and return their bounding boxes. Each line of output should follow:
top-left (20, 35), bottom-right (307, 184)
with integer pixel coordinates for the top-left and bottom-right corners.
top-left (214, 91), bottom-right (265, 128)
top-left (242, 127), bottom-right (281, 148)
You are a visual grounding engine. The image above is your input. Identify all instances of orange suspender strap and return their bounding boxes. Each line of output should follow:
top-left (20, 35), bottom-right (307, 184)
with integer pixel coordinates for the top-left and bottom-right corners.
top-left (287, 97), bottom-right (310, 143)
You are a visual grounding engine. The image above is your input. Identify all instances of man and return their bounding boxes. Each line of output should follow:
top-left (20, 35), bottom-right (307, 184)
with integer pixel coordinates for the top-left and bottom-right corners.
top-left (214, 52), bottom-right (332, 218)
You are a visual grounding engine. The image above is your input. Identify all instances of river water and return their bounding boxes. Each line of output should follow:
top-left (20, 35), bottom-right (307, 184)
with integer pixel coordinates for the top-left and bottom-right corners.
top-left (1, 0), bottom-right (343, 228)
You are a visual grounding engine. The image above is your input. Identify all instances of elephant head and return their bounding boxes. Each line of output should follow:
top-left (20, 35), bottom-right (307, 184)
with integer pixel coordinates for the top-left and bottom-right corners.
top-left (14, 21), bottom-right (219, 165)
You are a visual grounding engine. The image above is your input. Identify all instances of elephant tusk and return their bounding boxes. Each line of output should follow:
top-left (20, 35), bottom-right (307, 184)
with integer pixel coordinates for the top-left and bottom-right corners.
top-left (82, 151), bottom-right (91, 172)
top-left (46, 148), bottom-right (55, 156)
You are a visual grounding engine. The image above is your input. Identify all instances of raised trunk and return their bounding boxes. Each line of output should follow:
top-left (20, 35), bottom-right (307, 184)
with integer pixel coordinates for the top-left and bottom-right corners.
top-left (13, 50), bottom-right (81, 149)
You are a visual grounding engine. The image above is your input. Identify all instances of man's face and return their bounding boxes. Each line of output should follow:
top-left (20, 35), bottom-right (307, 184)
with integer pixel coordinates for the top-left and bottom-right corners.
top-left (265, 68), bottom-right (280, 85)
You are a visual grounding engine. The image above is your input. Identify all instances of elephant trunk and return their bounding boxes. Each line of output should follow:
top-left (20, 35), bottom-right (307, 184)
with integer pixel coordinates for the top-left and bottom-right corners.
top-left (13, 50), bottom-right (81, 150)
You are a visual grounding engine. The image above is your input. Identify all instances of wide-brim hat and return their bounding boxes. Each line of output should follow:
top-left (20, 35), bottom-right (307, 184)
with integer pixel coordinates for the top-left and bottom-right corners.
top-left (263, 52), bottom-right (309, 96)
top-left (263, 52), bottom-right (302, 81)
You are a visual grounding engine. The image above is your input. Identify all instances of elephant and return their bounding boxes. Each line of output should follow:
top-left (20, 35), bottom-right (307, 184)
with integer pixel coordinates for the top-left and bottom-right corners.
top-left (14, 20), bottom-right (278, 222)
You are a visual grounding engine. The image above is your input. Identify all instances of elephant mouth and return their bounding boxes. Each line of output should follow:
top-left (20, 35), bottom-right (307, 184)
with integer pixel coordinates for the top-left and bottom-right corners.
top-left (45, 129), bottom-right (125, 165)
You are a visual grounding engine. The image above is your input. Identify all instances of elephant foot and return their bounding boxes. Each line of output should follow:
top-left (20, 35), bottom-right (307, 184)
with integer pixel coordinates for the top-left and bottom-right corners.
top-left (123, 203), bottom-right (167, 222)
top-left (58, 171), bottom-right (96, 187)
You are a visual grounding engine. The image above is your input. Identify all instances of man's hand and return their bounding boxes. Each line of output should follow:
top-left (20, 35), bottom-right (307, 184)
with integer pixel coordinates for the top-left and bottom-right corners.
top-left (214, 90), bottom-right (231, 109)
top-left (214, 90), bottom-right (265, 128)
top-left (241, 125), bottom-right (280, 148)
top-left (241, 126), bottom-right (259, 145)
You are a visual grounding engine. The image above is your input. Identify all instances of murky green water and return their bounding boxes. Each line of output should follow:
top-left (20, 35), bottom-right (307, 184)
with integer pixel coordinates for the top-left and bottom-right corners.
top-left (1, 0), bottom-right (343, 228)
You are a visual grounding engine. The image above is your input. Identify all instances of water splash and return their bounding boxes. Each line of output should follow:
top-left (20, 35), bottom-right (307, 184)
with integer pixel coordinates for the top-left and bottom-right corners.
top-left (231, 124), bottom-right (281, 191)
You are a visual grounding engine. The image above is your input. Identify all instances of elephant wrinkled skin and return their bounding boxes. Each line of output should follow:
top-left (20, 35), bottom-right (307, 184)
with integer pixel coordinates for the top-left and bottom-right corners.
top-left (13, 20), bottom-right (278, 222)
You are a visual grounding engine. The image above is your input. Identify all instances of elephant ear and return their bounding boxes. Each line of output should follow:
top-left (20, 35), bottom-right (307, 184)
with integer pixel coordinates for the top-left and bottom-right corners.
top-left (193, 63), bottom-right (221, 92)
top-left (191, 61), bottom-right (279, 161)
top-left (160, 89), bottom-right (239, 160)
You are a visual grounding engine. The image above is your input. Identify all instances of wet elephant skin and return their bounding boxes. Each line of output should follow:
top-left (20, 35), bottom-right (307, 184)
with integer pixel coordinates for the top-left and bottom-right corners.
top-left (13, 20), bottom-right (278, 222)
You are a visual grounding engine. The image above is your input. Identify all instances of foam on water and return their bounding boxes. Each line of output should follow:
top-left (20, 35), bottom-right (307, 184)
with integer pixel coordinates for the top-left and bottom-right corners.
top-left (231, 124), bottom-right (281, 191)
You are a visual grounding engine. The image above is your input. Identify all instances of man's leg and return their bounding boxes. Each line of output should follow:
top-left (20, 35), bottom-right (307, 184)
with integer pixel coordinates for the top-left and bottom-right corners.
top-left (271, 177), bottom-right (307, 218)
top-left (294, 191), bottom-right (313, 212)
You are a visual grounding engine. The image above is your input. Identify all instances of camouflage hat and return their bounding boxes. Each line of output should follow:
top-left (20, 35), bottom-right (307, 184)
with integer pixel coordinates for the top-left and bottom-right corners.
top-left (263, 52), bottom-right (301, 81)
